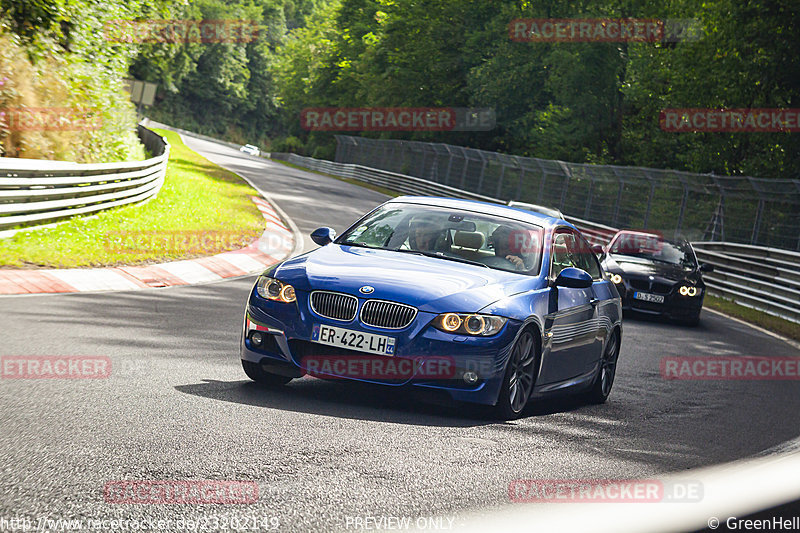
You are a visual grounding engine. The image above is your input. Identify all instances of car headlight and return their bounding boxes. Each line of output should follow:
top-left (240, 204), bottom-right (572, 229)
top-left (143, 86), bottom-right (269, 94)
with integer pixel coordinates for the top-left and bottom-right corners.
top-left (256, 276), bottom-right (296, 303)
top-left (679, 285), bottom-right (698, 297)
top-left (609, 273), bottom-right (623, 284)
top-left (432, 313), bottom-right (507, 336)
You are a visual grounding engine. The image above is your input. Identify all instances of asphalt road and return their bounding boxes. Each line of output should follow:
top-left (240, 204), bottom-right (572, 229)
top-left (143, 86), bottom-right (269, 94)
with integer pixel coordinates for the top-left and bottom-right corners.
top-left (1, 135), bottom-right (799, 531)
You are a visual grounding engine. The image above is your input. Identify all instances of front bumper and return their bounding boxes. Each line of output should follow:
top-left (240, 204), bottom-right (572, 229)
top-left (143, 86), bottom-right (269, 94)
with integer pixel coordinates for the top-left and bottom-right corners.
top-left (611, 279), bottom-right (704, 320)
top-left (239, 287), bottom-right (522, 406)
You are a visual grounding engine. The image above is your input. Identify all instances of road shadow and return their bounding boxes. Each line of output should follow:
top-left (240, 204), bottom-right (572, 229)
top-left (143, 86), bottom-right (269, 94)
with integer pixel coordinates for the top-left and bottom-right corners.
top-left (174, 376), bottom-right (590, 427)
top-left (174, 377), bottom-right (501, 427)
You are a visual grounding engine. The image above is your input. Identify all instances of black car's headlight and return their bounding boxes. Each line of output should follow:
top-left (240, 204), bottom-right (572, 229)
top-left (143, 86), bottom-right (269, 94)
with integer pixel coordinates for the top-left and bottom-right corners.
top-left (609, 273), bottom-right (623, 284)
top-left (679, 285), bottom-right (699, 297)
top-left (432, 313), bottom-right (507, 336)
top-left (256, 276), bottom-right (296, 303)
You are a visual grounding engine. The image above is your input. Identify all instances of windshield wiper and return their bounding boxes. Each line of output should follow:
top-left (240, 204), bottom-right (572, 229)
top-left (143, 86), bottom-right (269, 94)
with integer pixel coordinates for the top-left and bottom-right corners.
top-left (392, 248), bottom-right (489, 268)
top-left (340, 241), bottom-right (380, 249)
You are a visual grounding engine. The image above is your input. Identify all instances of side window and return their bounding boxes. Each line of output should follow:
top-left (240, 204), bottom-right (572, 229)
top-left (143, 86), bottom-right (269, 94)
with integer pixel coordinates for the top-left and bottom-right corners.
top-left (550, 231), bottom-right (578, 279)
top-left (551, 229), bottom-right (602, 281)
top-left (572, 234), bottom-right (602, 280)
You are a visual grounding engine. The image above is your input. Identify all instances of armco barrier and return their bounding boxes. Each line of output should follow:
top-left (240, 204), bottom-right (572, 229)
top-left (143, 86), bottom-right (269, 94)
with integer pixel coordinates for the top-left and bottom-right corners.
top-left (272, 152), bottom-right (800, 324)
top-left (141, 118), bottom-right (244, 151)
top-left (0, 125), bottom-right (169, 232)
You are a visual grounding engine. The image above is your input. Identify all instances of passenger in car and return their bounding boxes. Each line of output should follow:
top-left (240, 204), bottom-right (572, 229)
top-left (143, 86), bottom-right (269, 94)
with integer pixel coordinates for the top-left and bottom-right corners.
top-left (490, 225), bottom-right (531, 271)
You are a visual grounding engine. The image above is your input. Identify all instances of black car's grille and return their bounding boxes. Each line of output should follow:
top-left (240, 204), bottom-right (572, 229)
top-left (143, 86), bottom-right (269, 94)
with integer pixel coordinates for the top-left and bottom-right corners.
top-left (360, 300), bottom-right (417, 329)
top-left (628, 279), bottom-right (673, 294)
top-left (310, 291), bottom-right (358, 321)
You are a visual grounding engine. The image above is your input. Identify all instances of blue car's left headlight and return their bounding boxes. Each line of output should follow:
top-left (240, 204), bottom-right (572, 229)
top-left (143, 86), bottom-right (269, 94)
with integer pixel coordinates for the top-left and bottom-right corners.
top-left (432, 313), bottom-right (507, 336)
top-left (256, 275), bottom-right (296, 303)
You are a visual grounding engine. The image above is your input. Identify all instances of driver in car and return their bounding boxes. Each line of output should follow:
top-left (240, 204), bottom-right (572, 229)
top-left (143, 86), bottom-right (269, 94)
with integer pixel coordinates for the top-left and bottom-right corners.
top-left (490, 225), bottom-right (532, 271)
top-left (408, 217), bottom-right (446, 253)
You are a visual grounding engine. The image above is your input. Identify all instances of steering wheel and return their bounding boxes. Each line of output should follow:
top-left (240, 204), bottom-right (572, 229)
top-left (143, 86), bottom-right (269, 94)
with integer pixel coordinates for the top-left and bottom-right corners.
top-left (480, 255), bottom-right (516, 269)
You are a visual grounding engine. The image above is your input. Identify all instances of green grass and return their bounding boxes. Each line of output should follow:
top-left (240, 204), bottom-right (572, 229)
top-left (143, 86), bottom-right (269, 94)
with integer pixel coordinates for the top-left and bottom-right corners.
top-left (0, 129), bottom-right (264, 268)
top-left (705, 295), bottom-right (800, 343)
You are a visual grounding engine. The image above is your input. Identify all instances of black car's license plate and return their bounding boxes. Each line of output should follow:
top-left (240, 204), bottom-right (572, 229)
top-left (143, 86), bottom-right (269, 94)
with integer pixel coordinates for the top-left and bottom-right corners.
top-left (634, 292), bottom-right (665, 304)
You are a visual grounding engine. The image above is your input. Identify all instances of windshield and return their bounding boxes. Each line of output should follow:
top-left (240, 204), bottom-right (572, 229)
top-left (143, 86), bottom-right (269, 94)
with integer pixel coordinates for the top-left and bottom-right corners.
top-left (609, 234), bottom-right (697, 267)
top-left (337, 203), bottom-right (544, 275)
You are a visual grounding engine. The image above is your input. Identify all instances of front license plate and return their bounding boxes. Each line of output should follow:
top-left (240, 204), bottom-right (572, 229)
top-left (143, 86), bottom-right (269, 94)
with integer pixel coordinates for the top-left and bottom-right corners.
top-left (634, 292), bottom-right (665, 304)
top-left (311, 324), bottom-right (396, 356)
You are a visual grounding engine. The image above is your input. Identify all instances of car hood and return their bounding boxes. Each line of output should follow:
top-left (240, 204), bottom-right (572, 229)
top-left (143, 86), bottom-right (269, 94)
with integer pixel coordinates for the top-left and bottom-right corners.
top-left (272, 244), bottom-right (543, 313)
top-left (604, 255), bottom-right (700, 283)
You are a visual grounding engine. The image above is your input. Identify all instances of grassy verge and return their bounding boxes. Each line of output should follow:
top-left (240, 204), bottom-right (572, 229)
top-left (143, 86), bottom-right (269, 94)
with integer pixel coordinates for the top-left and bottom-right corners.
top-left (0, 129), bottom-right (264, 268)
top-left (705, 295), bottom-right (800, 343)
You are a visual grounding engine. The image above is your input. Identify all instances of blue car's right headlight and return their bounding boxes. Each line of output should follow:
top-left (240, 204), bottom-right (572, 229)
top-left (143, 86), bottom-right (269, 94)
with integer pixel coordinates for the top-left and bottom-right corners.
top-left (256, 275), bottom-right (296, 303)
top-left (432, 313), bottom-right (507, 336)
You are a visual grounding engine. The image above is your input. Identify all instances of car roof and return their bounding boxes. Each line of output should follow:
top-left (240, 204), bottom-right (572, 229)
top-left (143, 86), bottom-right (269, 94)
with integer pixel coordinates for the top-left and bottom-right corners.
top-left (386, 196), bottom-right (570, 230)
top-left (507, 201), bottom-right (564, 219)
top-left (609, 230), bottom-right (690, 247)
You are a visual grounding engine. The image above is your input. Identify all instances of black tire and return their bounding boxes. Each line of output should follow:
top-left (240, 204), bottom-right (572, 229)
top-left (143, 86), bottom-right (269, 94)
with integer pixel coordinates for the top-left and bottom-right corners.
top-left (493, 328), bottom-right (539, 420)
top-left (241, 360), bottom-right (293, 385)
top-left (586, 330), bottom-right (620, 404)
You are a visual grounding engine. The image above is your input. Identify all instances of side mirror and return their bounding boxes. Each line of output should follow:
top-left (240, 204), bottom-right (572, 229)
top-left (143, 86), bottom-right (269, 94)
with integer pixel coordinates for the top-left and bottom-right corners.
top-left (554, 267), bottom-right (593, 289)
top-left (591, 244), bottom-right (605, 258)
top-left (699, 263), bottom-right (714, 273)
top-left (311, 227), bottom-right (336, 246)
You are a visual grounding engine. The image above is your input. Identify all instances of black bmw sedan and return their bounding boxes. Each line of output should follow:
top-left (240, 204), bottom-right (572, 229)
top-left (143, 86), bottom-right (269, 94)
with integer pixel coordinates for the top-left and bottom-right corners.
top-left (596, 231), bottom-right (713, 326)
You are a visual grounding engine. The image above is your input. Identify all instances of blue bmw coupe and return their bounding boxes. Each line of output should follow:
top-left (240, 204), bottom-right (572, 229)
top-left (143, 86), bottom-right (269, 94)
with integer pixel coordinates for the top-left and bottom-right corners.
top-left (240, 197), bottom-right (622, 419)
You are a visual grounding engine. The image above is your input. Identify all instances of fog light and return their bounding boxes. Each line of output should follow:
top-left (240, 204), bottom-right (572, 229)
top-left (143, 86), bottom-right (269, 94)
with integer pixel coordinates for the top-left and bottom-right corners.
top-left (250, 331), bottom-right (264, 346)
top-left (463, 371), bottom-right (479, 384)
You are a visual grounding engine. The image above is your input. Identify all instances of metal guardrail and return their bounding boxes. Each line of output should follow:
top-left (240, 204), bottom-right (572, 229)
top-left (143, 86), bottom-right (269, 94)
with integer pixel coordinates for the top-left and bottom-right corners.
top-left (0, 125), bottom-right (169, 232)
top-left (141, 118), bottom-right (248, 152)
top-left (334, 135), bottom-right (800, 251)
top-left (273, 152), bottom-right (800, 324)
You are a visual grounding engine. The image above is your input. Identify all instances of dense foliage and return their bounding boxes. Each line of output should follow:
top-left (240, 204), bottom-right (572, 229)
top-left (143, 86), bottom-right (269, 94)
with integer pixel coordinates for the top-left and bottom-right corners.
top-left (0, 0), bottom-right (163, 161)
top-left (2, 0), bottom-right (797, 179)
top-left (268, 0), bottom-right (799, 178)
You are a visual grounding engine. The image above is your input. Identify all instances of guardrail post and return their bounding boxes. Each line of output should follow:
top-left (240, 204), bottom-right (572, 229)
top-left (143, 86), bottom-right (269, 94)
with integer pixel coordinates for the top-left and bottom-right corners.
top-left (583, 176), bottom-right (594, 219)
top-left (495, 161), bottom-right (507, 199)
top-left (476, 152), bottom-right (487, 195)
top-left (643, 175), bottom-right (656, 228)
top-left (675, 184), bottom-right (688, 239)
top-left (558, 162), bottom-right (571, 212)
top-left (535, 161), bottom-right (547, 203)
top-left (612, 177), bottom-right (624, 227)
top-left (514, 157), bottom-right (525, 201)
top-left (751, 200), bottom-right (764, 245)
top-left (459, 147), bottom-right (469, 189)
